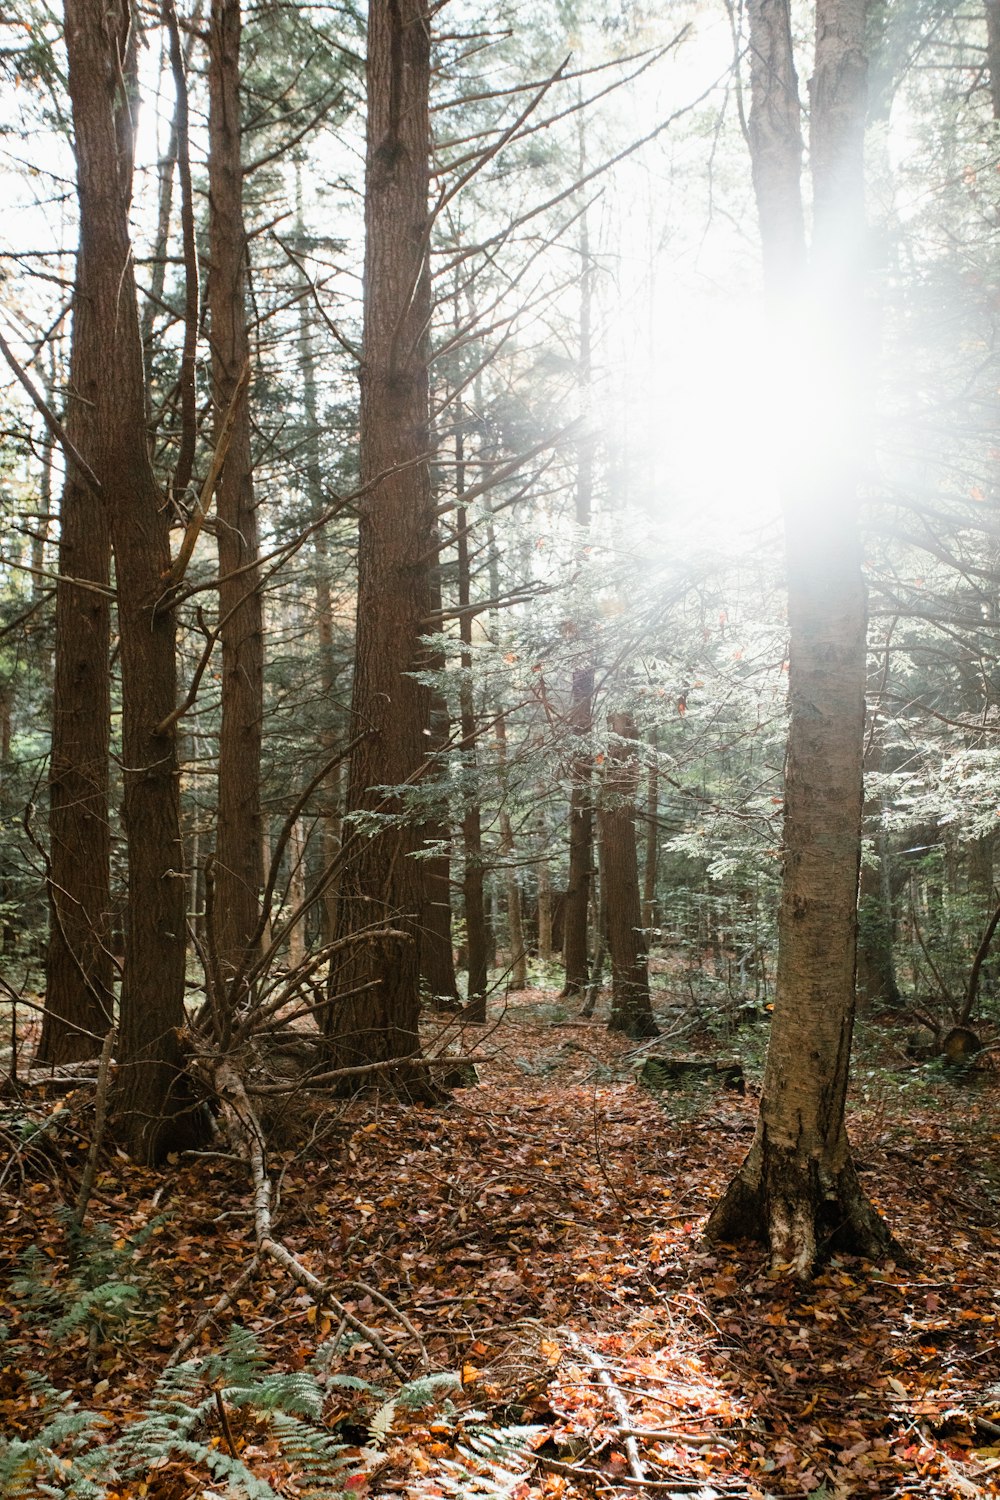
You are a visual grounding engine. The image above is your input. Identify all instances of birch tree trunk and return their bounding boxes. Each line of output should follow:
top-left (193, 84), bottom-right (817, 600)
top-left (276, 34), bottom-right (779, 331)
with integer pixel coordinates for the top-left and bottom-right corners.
top-left (706, 0), bottom-right (893, 1274)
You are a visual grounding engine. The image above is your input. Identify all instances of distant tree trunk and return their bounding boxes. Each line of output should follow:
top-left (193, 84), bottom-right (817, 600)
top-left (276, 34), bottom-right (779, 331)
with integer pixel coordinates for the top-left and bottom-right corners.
top-left (706, 0), bottom-right (892, 1274)
top-left (856, 734), bottom-right (899, 1008)
top-left (39, 299), bottom-right (113, 1064)
top-left (208, 0), bottom-right (263, 984)
top-left (324, 0), bottom-right (434, 1084)
top-left (537, 832), bottom-right (554, 962)
top-left (601, 713), bottom-right (658, 1038)
top-left (642, 726), bottom-right (659, 935)
top-left (295, 162), bottom-right (342, 943)
top-left (62, 0), bottom-right (204, 1160)
top-left (562, 175), bottom-right (596, 997)
top-left (562, 664), bottom-right (595, 996)
top-left (495, 712), bottom-right (527, 991)
top-left (421, 611), bottom-right (461, 1009)
top-left (287, 820), bottom-right (306, 970)
top-left (987, 1), bottom-right (1000, 119)
top-left (456, 420), bottom-right (489, 1019)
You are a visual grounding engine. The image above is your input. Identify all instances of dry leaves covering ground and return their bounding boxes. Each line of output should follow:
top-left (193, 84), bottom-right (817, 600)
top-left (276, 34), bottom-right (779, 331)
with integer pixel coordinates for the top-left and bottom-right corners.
top-left (2, 988), bottom-right (999, 1499)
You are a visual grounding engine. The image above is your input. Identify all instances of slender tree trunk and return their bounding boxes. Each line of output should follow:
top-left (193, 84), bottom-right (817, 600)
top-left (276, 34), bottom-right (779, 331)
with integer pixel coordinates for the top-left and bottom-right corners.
top-left (600, 713), bottom-right (658, 1038)
top-left (987, 1), bottom-right (1000, 120)
top-left (287, 820), bottom-right (306, 970)
top-left (295, 163), bottom-right (342, 943)
top-left (537, 828), bottom-right (553, 962)
top-left (495, 713), bottom-right (527, 991)
top-left (62, 0), bottom-right (203, 1159)
top-left (324, 0), bottom-right (434, 1085)
top-left (208, 0), bottom-right (264, 985)
top-left (562, 189), bottom-right (596, 996)
top-left (455, 422), bottom-right (489, 1018)
top-left (642, 726), bottom-right (659, 935)
top-left (856, 736), bottom-right (899, 1008)
top-left (706, 0), bottom-right (892, 1274)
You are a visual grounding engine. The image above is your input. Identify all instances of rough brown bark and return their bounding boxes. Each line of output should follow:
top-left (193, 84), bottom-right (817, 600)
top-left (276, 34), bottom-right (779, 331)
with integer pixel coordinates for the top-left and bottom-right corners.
top-left (706, 0), bottom-right (893, 1274)
top-left (600, 713), bottom-right (658, 1039)
top-left (208, 0), bottom-right (264, 983)
top-left (39, 329), bottom-right (113, 1063)
top-left (324, 0), bottom-right (435, 1084)
top-left (62, 0), bottom-right (204, 1160)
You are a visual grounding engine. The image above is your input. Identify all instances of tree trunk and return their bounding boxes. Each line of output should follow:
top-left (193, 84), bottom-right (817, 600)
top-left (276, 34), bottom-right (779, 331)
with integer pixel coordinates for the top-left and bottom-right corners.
top-left (987, 1), bottom-right (1000, 120)
top-left (537, 835), bottom-right (554, 962)
top-left (39, 311), bottom-right (113, 1063)
top-left (62, 0), bottom-right (204, 1160)
top-left (208, 0), bottom-right (264, 986)
top-left (495, 713), bottom-right (527, 992)
top-left (295, 161), bottom-right (342, 944)
top-left (456, 422), bottom-right (489, 1019)
top-left (642, 726), bottom-right (659, 935)
top-left (600, 713), bottom-right (658, 1039)
top-left (706, 0), bottom-right (892, 1275)
top-left (856, 735), bottom-right (899, 1008)
top-left (323, 0), bottom-right (434, 1087)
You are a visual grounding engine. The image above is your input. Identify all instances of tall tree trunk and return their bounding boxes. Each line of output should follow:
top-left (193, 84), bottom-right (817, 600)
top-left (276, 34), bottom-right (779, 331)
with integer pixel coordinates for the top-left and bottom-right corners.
top-left (324, 0), bottom-right (434, 1084)
top-left (706, 0), bottom-right (892, 1274)
top-left (601, 713), bottom-right (658, 1038)
top-left (208, 0), bottom-right (264, 985)
top-left (642, 726), bottom-right (659, 935)
top-left (39, 311), bottom-right (113, 1063)
top-left (62, 0), bottom-right (203, 1159)
top-left (295, 162), bottom-right (342, 943)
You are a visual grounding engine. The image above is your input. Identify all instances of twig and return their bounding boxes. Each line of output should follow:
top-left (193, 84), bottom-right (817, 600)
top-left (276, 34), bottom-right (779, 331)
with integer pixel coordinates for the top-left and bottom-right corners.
top-left (566, 1331), bottom-right (645, 1483)
top-left (209, 1055), bottom-right (411, 1380)
top-left (346, 1280), bottom-right (430, 1368)
top-left (0, 324), bottom-right (103, 495)
top-left (164, 357), bottom-right (250, 589)
top-left (166, 1255), bottom-right (261, 1368)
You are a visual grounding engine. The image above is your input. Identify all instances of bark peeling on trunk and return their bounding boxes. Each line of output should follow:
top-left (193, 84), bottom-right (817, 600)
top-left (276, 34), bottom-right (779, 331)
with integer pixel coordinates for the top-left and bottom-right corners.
top-left (705, 0), bottom-right (893, 1274)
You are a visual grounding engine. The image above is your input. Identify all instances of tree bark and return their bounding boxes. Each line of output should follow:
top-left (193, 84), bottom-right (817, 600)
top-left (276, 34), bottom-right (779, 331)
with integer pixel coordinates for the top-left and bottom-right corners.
top-left (324, 0), bottom-right (435, 1086)
top-left (208, 0), bottom-right (264, 985)
top-left (39, 305), bottom-right (113, 1063)
top-left (706, 0), bottom-right (893, 1275)
top-left (456, 475), bottom-right (489, 1019)
top-left (600, 713), bottom-right (658, 1038)
top-left (62, 0), bottom-right (204, 1159)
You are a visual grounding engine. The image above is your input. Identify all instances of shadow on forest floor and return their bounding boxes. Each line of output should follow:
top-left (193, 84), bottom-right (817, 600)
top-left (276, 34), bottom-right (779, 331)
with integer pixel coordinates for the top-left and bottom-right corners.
top-left (1, 986), bottom-right (999, 1498)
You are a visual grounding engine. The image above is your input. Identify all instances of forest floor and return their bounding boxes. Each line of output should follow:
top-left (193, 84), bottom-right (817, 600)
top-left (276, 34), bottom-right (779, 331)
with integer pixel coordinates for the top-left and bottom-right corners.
top-left (2, 983), bottom-right (1000, 1499)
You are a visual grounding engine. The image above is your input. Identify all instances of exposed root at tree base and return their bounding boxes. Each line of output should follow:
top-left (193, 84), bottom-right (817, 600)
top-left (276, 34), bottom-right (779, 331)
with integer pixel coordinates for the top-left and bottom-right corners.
top-left (705, 1132), bottom-right (899, 1279)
